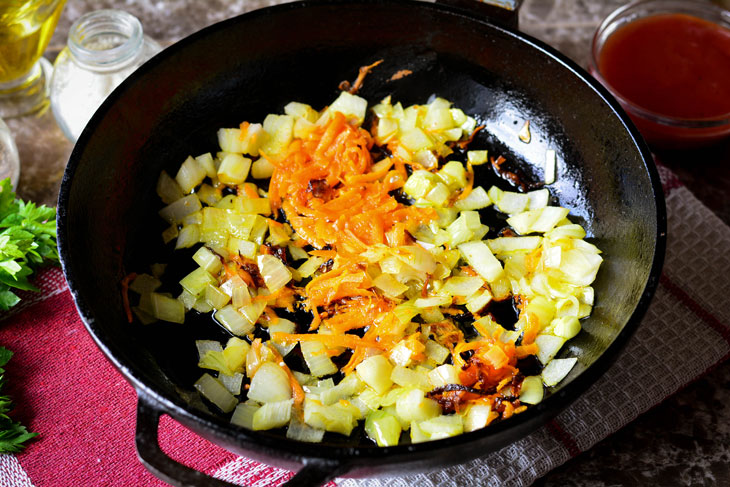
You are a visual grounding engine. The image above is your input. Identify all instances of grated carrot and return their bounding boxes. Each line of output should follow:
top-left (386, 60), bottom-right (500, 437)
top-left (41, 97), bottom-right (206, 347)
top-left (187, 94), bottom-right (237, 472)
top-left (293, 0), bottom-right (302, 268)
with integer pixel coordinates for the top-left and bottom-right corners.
top-left (121, 272), bottom-right (137, 324)
top-left (271, 332), bottom-right (384, 351)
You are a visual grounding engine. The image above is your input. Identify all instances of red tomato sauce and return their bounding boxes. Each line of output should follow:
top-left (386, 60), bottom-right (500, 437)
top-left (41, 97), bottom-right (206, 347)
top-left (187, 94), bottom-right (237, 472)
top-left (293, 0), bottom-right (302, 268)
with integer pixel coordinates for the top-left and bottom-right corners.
top-left (598, 13), bottom-right (730, 120)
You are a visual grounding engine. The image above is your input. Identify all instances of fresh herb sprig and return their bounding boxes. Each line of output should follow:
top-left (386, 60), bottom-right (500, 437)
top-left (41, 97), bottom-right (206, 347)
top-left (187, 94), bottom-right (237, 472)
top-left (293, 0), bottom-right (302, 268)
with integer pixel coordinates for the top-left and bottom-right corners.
top-left (0, 178), bottom-right (59, 310)
top-left (0, 347), bottom-right (37, 452)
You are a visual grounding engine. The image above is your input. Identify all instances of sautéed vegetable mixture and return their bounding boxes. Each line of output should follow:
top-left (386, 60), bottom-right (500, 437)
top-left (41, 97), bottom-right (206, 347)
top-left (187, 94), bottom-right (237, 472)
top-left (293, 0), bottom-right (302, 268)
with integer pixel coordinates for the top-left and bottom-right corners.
top-left (126, 89), bottom-right (602, 446)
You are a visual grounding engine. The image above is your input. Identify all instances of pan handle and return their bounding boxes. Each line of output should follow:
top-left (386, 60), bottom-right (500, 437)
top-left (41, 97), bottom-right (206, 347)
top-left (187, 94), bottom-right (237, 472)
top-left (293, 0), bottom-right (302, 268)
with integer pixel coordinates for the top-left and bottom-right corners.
top-left (135, 393), bottom-right (349, 487)
top-left (435, 0), bottom-right (523, 29)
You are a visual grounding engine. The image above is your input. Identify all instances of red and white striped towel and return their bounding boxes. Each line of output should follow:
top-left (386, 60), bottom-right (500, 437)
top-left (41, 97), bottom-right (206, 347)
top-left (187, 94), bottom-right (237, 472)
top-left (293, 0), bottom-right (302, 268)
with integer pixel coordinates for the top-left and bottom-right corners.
top-left (1, 165), bottom-right (728, 487)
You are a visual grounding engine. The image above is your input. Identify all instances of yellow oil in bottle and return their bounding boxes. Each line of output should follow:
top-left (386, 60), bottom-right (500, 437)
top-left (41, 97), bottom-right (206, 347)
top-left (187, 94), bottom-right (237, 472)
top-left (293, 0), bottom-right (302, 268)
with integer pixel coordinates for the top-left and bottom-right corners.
top-left (0, 0), bottom-right (66, 85)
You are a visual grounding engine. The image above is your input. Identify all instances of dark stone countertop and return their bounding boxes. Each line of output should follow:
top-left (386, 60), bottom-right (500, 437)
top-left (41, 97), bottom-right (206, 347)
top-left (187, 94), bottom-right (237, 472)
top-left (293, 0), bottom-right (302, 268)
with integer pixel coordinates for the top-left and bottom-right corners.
top-left (7, 1), bottom-right (730, 485)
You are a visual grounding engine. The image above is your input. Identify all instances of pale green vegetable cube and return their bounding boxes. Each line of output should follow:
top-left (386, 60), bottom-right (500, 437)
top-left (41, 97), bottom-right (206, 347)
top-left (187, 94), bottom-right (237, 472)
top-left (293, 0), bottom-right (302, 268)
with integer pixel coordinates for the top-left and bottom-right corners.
top-left (373, 273), bottom-right (409, 298)
top-left (400, 128), bottom-right (434, 152)
top-left (239, 299), bottom-right (266, 326)
top-left (519, 376), bottom-right (544, 404)
top-left (453, 186), bottom-right (491, 211)
top-left (260, 114), bottom-right (294, 156)
top-left (194, 373), bottom-right (238, 413)
top-left (418, 414), bottom-right (463, 439)
top-left (174, 224), bottom-right (198, 249)
top-left (237, 197), bottom-right (271, 215)
top-left (175, 155), bottom-right (207, 194)
top-left (365, 410), bottom-right (402, 447)
top-left (252, 399), bottom-right (293, 430)
top-left (376, 117), bottom-right (399, 143)
top-left (465, 288), bottom-right (493, 314)
top-left (296, 256), bottom-right (325, 279)
top-left (463, 403), bottom-right (493, 432)
top-left (231, 401), bottom-right (260, 430)
top-left (395, 388), bottom-right (440, 423)
top-left (428, 364), bottom-right (461, 388)
top-left (535, 334), bottom-right (567, 364)
top-left (542, 357), bottom-right (578, 387)
top-left (217, 153), bottom-right (252, 185)
top-left (466, 150), bottom-right (489, 166)
top-left (129, 273), bottom-right (161, 295)
top-left (215, 304), bottom-right (255, 336)
top-left (257, 254), bottom-right (292, 292)
top-left (438, 160), bottom-right (467, 189)
top-left (286, 414), bottom-right (326, 443)
top-left (458, 241), bottom-right (504, 282)
top-left (551, 315), bottom-right (582, 339)
top-left (198, 350), bottom-right (233, 375)
top-left (303, 398), bottom-right (358, 436)
top-left (268, 318), bottom-right (297, 357)
top-left (527, 188), bottom-right (550, 210)
top-left (194, 152), bottom-right (216, 179)
top-left (424, 182), bottom-right (452, 206)
top-left (545, 149), bottom-right (556, 184)
top-left (159, 194), bottom-right (202, 224)
top-left (223, 337), bottom-right (250, 373)
top-left (495, 190), bottom-right (529, 215)
top-left (251, 157), bottom-right (275, 179)
top-left (219, 372), bottom-right (244, 395)
top-left (192, 246), bottom-right (222, 274)
top-left (149, 292), bottom-right (185, 323)
top-left (301, 341), bottom-right (338, 378)
top-left (414, 295), bottom-right (451, 309)
top-left (248, 362), bottom-right (292, 403)
top-left (410, 420), bottom-right (430, 443)
top-left (205, 284), bottom-right (231, 310)
top-left (442, 276), bottom-right (484, 297)
top-left (319, 373), bottom-right (364, 406)
top-left (424, 340), bottom-right (450, 365)
top-left (327, 91), bottom-right (368, 124)
top-left (356, 355), bottom-right (394, 395)
top-left (391, 366), bottom-right (431, 391)
top-left (217, 128), bottom-right (244, 153)
top-left (156, 171), bottom-right (184, 204)
top-left (180, 267), bottom-right (216, 297)
top-left (284, 101), bottom-right (319, 121)
top-left (389, 340), bottom-right (418, 367)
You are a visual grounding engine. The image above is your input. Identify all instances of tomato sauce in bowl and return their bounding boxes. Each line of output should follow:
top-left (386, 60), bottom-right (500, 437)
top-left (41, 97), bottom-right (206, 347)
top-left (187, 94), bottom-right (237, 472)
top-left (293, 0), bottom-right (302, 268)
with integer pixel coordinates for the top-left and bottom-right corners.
top-left (591, 1), bottom-right (730, 149)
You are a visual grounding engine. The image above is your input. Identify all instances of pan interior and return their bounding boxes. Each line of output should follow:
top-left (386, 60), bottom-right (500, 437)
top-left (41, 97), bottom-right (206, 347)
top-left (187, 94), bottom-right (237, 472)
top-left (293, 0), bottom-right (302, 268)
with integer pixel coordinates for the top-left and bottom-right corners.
top-left (60, 0), bottom-right (660, 457)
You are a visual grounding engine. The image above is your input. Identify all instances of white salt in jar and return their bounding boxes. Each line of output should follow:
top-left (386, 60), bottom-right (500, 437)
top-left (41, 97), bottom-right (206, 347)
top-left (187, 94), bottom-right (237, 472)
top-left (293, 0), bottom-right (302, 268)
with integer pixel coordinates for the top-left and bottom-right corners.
top-left (50, 9), bottom-right (161, 142)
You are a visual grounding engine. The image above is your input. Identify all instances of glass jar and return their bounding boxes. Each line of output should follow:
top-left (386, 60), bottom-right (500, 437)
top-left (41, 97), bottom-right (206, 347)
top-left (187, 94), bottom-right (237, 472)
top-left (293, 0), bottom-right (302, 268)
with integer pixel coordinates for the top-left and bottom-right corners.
top-left (0, 117), bottom-right (20, 189)
top-left (50, 10), bottom-right (162, 142)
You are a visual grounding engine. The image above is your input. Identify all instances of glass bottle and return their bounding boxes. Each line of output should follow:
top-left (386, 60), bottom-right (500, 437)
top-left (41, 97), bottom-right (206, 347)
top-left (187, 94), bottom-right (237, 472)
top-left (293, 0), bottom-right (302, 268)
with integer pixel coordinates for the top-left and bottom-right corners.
top-left (0, 0), bottom-right (67, 118)
top-left (50, 10), bottom-right (162, 143)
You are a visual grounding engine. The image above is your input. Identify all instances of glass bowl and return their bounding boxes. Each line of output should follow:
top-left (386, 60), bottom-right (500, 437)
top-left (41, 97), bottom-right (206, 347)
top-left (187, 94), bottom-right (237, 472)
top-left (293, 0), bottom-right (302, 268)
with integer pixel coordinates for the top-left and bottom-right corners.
top-left (590, 0), bottom-right (730, 150)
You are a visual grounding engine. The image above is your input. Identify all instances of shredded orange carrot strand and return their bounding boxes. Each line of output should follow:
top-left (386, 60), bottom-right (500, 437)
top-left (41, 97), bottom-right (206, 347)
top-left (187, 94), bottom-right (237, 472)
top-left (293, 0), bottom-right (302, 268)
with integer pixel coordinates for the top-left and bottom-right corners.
top-left (271, 332), bottom-right (384, 351)
top-left (121, 273), bottom-right (137, 324)
top-left (339, 59), bottom-right (384, 94)
top-left (521, 312), bottom-right (541, 345)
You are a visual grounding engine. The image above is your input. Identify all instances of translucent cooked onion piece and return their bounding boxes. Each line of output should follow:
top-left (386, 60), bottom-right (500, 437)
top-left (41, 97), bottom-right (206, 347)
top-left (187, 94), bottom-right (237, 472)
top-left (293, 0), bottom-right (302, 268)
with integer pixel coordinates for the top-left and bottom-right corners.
top-left (194, 373), bottom-right (238, 413)
top-left (518, 376), bottom-right (544, 405)
top-left (458, 241), bottom-right (503, 282)
top-left (356, 355), bottom-right (394, 395)
top-left (541, 357), bottom-right (578, 387)
top-left (252, 399), bottom-right (293, 430)
top-left (301, 341), bottom-right (338, 378)
top-left (365, 410), bottom-right (402, 447)
top-left (248, 362), bottom-right (292, 403)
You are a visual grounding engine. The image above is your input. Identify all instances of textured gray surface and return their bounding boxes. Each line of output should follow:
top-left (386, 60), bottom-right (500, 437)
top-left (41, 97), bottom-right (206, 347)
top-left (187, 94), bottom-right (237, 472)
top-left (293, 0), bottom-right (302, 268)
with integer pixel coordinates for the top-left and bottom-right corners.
top-left (8, 1), bottom-right (730, 485)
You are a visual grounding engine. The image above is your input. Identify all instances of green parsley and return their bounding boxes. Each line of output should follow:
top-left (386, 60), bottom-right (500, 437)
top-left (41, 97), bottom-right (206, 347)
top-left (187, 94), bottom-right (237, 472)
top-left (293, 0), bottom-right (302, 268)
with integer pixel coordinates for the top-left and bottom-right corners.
top-left (0, 178), bottom-right (59, 310)
top-left (0, 347), bottom-right (37, 452)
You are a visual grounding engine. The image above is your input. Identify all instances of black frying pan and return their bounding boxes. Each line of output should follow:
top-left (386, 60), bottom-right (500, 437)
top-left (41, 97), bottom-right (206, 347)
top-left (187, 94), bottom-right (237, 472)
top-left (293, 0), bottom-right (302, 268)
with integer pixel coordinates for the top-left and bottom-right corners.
top-left (57, 1), bottom-right (666, 485)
